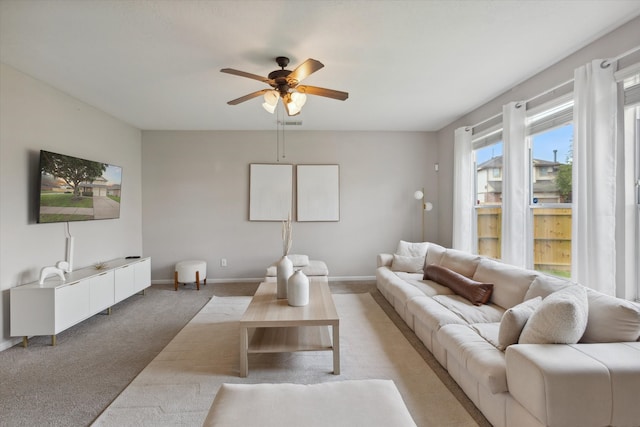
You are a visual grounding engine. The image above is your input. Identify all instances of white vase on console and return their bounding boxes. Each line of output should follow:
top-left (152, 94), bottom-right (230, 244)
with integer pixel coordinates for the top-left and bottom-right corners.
top-left (276, 255), bottom-right (293, 299)
top-left (287, 270), bottom-right (309, 306)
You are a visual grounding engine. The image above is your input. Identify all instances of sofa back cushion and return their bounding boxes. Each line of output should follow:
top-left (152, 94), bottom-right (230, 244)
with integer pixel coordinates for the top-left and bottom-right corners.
top-left (524, 274), bottom-right (574, 300)
top-left (472, 258), bottom-right (538, 309)
top-left (424, 265), bottom-right (493, 306)
top-left (580, 288), bottom-right (640, 343)
top-left (424, 242), bottom-right (446, 267)
top-left (439, 249), bottom-right (481, 278)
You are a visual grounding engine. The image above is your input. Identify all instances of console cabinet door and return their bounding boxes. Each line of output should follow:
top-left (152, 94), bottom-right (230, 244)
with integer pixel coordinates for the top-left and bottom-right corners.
top-left (90, 270), bottom-right (114, 313)
top-left (55, 280), bottom-right (90, 332)
top-left (133, 258), bottom-right (151, 293)
top-left (114, 265), bottom-right (134, 303)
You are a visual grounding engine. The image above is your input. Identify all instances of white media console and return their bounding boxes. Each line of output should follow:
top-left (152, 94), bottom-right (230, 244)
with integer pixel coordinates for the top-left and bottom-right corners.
top-left (10, 257), bottom-right (151, 347)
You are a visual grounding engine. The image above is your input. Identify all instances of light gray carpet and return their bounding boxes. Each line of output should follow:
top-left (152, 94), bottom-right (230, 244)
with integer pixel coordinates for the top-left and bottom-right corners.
top-left (93, 293), bottom-right (479, 426)
top-left (0, 281), bottom-right (490, 426)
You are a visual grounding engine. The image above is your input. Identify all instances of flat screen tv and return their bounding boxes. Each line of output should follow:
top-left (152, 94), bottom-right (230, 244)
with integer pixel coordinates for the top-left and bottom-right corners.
top-left (37, 150), bottom-right (122, 223)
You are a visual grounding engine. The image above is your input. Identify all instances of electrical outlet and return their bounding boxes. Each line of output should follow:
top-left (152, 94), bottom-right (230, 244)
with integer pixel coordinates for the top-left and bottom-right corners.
top-left (220, 258), bottom-right (227, 267)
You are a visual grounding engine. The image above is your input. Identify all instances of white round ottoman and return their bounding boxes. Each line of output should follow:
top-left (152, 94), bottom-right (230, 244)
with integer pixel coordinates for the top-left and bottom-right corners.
top-left (174, 260), bottom-right (207, 291)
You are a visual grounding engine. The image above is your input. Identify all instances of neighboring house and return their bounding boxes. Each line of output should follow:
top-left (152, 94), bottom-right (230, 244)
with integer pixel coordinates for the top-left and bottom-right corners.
top-left (107, 184), bottom-right (121, 197)
top-left (476, 155), bottom-right (566, 204)
top-left (79, 175), bottom-right (108, 197)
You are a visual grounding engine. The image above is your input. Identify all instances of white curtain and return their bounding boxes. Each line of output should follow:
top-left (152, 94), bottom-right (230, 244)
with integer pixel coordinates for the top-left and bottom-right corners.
top-left (453, 127), bottom-right (474, 252)
top-left (501, 102), bottom-right (528, 268)
top-left (572, 59), bottom-right (619, 295)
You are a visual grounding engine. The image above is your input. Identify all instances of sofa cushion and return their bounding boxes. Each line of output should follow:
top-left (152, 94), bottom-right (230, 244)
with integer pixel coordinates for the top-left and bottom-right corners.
top-left (407, 295), bottom-right (471, 337)
top-left (524, 274), bottom-right (573, 300)
top-left (438, 324), bottom-right (508, 394)
top-left (519, 286), bottom-right (588, 344)
top-left (472, 258), bottom-right (538, 309)
top-left (406, 278), bottom-right (455, 298)
top-left (432, 295), bottom-right (504, 324)
top-left (396, 240), bottom-right (428, 257)
top-left (470, 322), bottom-right (501, 350)
top-left (580, 288), bottom-right (640, 343)
top-left (424, 265), bottom-right (493, 306)
top-left (424, 242), bottom-right (446, 267)
top-left (497, 297), bottom-right (542, 350)
top-left (506, 343), bottom-right (640, 426)
top-left (439, 249), bottom-right (481, 278)
top-left (390, 254), bottom-right (424, 273)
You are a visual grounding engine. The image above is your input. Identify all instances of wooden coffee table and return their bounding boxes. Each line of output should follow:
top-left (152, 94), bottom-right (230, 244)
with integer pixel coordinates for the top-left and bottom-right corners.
top-left (239, 277), bottom-right (340, 377)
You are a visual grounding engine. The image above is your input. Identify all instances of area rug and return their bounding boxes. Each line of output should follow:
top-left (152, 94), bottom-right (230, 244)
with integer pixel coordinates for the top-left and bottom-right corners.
top-left (92, 293), bottom-right (479, 427)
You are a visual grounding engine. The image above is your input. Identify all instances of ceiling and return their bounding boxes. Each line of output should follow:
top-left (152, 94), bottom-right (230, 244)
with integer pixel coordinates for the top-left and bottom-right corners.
top-left (2, 0), bottom-right (639, 132)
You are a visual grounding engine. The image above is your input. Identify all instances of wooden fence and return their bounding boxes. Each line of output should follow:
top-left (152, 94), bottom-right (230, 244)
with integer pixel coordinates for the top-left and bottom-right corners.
top-left (477, 207), bottom-right (571, 277)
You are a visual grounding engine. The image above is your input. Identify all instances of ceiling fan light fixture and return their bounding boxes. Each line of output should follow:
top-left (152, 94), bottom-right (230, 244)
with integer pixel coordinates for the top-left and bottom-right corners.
top-left (283, 92), bottom-right (305, 116)
top-left (291, 91), bottom-right (307, 108)
top-left (262, 90), bottom-right (280, 114)
top-left (262, 101), bottom-right (276, 114)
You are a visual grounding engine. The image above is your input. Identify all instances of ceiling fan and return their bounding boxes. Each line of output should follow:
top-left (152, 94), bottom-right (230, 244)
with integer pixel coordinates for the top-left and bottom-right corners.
top-left (221, 56), bottom-right (349, 116)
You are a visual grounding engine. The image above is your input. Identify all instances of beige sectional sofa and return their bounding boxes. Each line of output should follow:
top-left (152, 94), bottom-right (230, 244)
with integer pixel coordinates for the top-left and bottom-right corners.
top-left (376, 242), bottom-right (640, 427)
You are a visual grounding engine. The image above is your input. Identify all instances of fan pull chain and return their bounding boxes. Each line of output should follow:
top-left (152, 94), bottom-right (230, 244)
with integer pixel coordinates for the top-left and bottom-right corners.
top-left (276, 103), bottom-right (281, 162)
top-left (282, 119), bottom-right (286, 159)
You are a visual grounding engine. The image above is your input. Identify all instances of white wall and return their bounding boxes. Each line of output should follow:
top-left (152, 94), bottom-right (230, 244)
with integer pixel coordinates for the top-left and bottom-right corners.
top-left (142, 130), bottom-right (438, 281)
top-left (0, 64), bottom-right (143, 350)
top-left (435, 16), bottom-right (640, 247)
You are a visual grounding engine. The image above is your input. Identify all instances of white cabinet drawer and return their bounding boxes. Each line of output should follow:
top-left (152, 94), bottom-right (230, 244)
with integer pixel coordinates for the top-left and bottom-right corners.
top-left (55, 280), bottom-right (90, 332)
top-left (90, 270), bottom-right (114, 313)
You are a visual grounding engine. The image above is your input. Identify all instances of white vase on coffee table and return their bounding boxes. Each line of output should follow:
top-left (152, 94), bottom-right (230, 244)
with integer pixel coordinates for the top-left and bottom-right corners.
top-left (287, 269), bottom-right (309, 306)
top-left (276, 255), bottom-right (293, 299)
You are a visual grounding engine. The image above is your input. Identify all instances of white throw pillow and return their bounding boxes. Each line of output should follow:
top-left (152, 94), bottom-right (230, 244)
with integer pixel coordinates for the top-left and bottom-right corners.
top-left (390, 254), bottom-right (424, 273)
top-left (395, 240), bottom-right (428, 258)
top-left (497, 297), bottom-right (542, 350)
top-left (287, 254), bottom-right (310, 267)
top-left (519, 286), bottom-right (588, 344)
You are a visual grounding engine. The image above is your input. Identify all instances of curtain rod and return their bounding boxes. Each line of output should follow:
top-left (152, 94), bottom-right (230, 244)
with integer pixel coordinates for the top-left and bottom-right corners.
top-left (613, 45), bottom-right (640, 62)
top-left (469, 44), bottom-right (640, 131)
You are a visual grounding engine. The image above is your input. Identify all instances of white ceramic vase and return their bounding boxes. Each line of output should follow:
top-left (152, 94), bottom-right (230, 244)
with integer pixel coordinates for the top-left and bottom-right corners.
top-left (276, 255), bottom-right (293, 299)
top-left (287, 270), bottom-right (309, 306)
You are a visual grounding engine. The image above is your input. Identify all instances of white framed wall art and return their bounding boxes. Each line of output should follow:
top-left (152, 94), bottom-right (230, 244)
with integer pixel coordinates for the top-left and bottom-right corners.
top-left (296, 164), bottom-right (340, 222)
top-left (249, 163), bottom-right (293, 221)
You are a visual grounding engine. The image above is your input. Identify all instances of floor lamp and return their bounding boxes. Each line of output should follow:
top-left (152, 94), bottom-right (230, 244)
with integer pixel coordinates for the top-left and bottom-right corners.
top-left (414, 189), bottom-right (433, 242)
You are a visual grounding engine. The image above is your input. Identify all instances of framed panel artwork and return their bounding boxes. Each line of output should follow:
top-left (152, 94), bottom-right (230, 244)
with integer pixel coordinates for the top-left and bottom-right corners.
top-left (296, 164), bottom-right (340, 222)
top-left (249, 164), bottom-right (293, 221)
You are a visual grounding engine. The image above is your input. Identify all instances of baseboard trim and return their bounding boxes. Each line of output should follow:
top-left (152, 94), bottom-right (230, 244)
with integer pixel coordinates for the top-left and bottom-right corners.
top-left (152, 275), bottom-right (376, 285)
top-left (328, 276), bottom-right (376, 282)
top-left (1, 337), bottom-right (23, 352)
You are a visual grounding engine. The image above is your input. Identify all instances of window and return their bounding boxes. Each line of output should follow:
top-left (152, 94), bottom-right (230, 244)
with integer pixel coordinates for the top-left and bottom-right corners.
top-left (473, 128), bottom-right (503, 259)
top-left (622, 72), bottom-right (640, 301)
top-left (527, 97), bottom-right (573, 277)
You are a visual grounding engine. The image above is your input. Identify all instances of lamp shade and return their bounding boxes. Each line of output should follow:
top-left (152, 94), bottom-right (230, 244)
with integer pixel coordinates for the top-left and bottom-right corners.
top-left (262, 90), bottom-right (280, 114)
top-left (413, 190), bottom-right (424, 200)
top-left (290, 92), bottom-right (307, 108)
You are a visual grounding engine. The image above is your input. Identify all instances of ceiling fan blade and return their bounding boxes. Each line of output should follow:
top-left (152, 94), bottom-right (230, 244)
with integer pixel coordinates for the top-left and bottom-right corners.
top-left (227, 89), bottom-right (269, 105)
top-left (220, 68), bottom-right (273, 84)
top-left (297, 85), bottom-right (349, 101)
top-left (287, 59), bottom-right (324, 84)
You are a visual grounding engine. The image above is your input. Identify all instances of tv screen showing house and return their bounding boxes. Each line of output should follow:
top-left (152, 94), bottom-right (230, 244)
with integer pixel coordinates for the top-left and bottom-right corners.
top-left (37, 150), bottom-right (122, 223)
